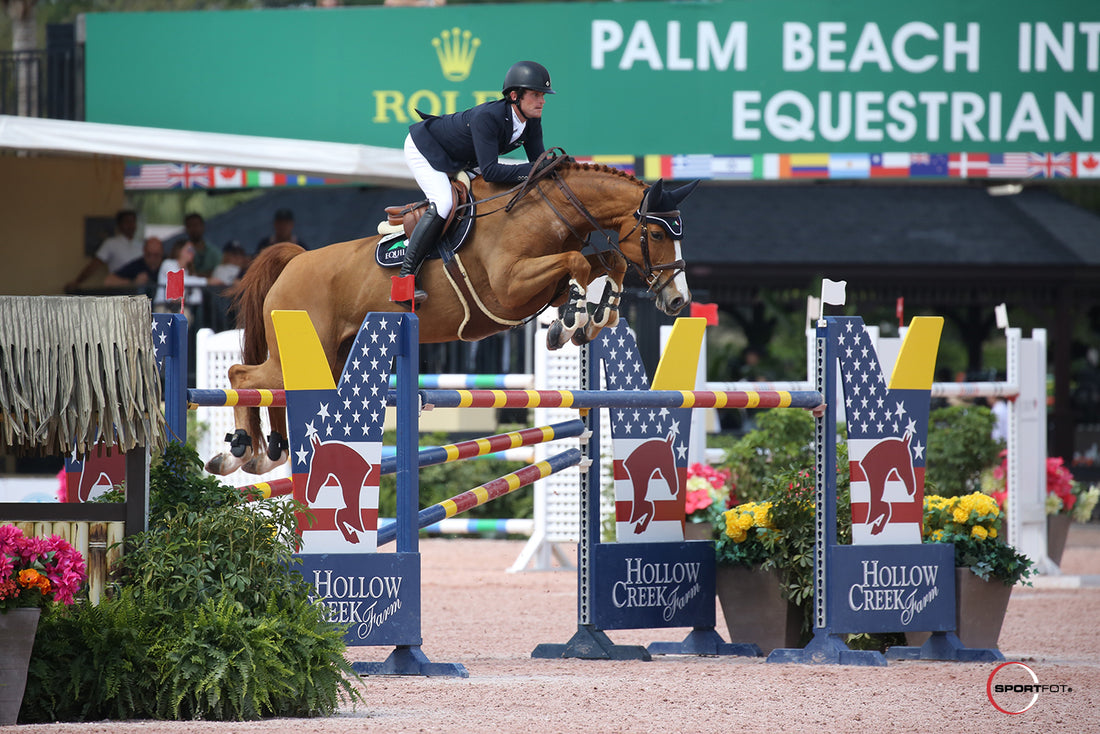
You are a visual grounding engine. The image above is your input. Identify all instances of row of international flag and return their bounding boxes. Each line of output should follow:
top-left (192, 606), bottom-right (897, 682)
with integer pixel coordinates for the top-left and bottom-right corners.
top-left (125, 152), bottom-right (1100, 190)
top-left (123, 163), bottom-right (347, 190)
top-left (590, 152), bottom-right (1099, 182)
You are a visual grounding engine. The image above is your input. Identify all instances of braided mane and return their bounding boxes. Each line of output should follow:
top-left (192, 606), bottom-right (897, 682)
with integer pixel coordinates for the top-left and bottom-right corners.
top-left (562, 160), bottom-right (646, 187)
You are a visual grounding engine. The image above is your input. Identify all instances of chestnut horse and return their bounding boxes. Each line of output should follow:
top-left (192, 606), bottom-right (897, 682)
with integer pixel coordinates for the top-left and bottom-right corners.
top-left (207, 161), bottom-right (699, 476)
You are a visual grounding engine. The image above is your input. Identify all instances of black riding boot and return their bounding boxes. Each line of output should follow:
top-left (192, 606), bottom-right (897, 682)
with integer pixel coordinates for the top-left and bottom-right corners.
top-left (396, 203), bottom-right (445, 305)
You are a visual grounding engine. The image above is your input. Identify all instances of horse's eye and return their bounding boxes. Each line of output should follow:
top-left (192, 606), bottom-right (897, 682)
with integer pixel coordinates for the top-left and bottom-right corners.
top-left (649, 228), bottom-right (664, 241)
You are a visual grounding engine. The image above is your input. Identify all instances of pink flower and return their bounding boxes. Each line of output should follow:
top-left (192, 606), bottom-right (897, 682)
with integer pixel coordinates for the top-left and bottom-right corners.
top-left (0, 524), bottom-right (24, 555)
top-left (0, 524), bottom-right (87, 610)
top-left (685, 486), bottom-right (714, 515)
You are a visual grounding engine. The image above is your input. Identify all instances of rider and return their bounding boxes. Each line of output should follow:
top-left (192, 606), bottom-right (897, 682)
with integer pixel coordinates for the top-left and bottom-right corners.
top-left (397, 60), bottom-right (555, 305)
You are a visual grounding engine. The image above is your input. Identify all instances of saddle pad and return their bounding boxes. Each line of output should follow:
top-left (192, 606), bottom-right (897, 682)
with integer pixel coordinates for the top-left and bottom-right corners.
top-left (373, 212), bottom-right (477, 269)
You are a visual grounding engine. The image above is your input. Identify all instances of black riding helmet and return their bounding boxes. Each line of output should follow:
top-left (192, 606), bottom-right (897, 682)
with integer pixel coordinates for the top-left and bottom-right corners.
top-left (502, 60), bottom-right (555, 97)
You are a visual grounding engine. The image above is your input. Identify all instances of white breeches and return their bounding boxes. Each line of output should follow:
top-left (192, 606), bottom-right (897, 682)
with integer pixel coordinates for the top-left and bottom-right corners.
top-left (404, 134), bottom-right (454, 218)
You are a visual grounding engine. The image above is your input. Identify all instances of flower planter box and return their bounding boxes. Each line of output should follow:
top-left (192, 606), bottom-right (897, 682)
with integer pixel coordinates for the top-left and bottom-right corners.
top-left (1047, 513), bottom-right (1072, 567)
top-left (905, 567), bottom-right (1012, 650)
top-left (0, 608), bottom-right (41, 726)
top-left (684, 521), bottom-right (715, 541)
top-left (715, 565), bottom-right (803, 655)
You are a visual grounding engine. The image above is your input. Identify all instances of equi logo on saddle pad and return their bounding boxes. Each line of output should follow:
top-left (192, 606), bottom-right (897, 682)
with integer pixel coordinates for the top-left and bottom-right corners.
top-left (375, 232), bottom-right (407, 269)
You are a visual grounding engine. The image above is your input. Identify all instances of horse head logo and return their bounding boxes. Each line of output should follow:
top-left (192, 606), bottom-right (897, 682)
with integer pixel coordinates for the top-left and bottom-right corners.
top-left (304, 434), bottom-right (372, 544)
top-left (621, 432), bottom-right (680, 535)
top-left (857, 432), bottom-right (918, 535)
top-left (75, 450), bottom-right (126, 503)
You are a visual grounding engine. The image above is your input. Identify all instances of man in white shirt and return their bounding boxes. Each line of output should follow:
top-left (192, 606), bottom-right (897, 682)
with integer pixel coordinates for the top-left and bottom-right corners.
top-left (66, 209), bottom-right (144, 291)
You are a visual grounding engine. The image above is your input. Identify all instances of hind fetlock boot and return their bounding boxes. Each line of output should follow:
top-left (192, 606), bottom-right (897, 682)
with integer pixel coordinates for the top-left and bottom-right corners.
top-left (396, 203), bottom-right (445, 305)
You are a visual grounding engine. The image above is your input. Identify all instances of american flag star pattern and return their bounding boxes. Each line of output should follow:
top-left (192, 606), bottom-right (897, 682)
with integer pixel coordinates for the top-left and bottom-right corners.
top-left (832, 317), bottom-right (929, 545)
top-left (151, 314), bottom-right (172, 368)
top-left (592, 323), bottom-right (690, 543)
top-left (287, 313), bottom-right (396, 553)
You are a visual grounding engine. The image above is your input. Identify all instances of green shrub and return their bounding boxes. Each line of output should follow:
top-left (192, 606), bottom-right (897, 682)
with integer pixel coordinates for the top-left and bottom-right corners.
top-left (115, 499), bottom-right (305, 611)
top-left (924, 404), bottom-right (1002, 497)
top-left (719, 409), bottom-right (817, 503)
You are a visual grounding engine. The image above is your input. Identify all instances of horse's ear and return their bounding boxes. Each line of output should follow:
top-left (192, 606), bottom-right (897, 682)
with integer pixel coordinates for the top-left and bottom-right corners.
top-left (644, 179), bottom-right (665, 208)
top-left (669, 179), bottom-right (700, 206)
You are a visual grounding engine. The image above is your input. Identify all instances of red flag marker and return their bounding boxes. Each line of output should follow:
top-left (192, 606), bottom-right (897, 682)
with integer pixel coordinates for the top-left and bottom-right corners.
top-left (896, 296), bottom-right (904, 329)
top-left (166, 269), bottom-right (184, 312)
top-left (690, 302), bottom-right (718, 326)
top-left (390, 274), bottom-right (416, 311)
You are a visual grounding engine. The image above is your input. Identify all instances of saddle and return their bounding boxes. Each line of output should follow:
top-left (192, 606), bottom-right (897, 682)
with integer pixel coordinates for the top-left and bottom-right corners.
top-left (379, 172), bottom-right (471, 241)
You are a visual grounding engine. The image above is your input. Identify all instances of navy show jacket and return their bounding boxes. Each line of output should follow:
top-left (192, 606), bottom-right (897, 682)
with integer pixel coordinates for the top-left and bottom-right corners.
top-left (409, 98), bottom-right (545, 184)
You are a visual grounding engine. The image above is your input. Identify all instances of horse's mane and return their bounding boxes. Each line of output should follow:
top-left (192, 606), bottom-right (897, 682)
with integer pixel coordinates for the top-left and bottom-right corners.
top-left (561, 160), bottom-right (646, 187)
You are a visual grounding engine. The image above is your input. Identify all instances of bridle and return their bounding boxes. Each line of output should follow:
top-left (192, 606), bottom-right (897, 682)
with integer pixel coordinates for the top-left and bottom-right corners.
top-left (496, 149), bottom-right (687, 296)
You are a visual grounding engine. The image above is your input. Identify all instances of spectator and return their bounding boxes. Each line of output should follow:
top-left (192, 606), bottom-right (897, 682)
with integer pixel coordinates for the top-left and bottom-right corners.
top-left (155, 242), bottom-right (225, 316)
top-left (65, 209), bottom-right (143, 291)
top-left (256, 208), bottom-right (307, 253)
top-left (103, 237), bottom-right (165, 288)
top-left (182, 212), bottom-right (222, 277)
top-left (210, 241), bottom-right (249, 284)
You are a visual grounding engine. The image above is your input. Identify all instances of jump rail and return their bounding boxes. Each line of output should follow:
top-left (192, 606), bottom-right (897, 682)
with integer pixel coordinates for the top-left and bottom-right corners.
top-left (376, 447), bottom-right (584, 546)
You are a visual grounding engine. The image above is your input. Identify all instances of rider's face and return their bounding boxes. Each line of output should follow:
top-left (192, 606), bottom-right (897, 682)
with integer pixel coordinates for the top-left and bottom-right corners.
top-left (513, 90), bottom-right (546, 122)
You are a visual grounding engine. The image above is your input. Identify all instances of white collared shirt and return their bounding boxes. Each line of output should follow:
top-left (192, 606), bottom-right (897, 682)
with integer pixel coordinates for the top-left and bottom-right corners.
top-left (509, 105), bottom-right (527, 144)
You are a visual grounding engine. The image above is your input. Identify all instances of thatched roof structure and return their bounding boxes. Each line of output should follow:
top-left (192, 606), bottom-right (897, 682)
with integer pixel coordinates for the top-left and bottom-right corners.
top-left (0, 296), bottom-right (166, 457)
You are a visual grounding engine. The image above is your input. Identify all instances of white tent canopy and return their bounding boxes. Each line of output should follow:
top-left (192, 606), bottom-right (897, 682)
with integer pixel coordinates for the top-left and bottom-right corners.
top-left (0, 115), bottom-right (415, 187)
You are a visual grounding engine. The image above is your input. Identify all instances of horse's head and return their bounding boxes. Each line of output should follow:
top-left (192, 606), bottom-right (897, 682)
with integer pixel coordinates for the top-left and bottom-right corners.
top-left (618, 179), bottom-right (699, 316)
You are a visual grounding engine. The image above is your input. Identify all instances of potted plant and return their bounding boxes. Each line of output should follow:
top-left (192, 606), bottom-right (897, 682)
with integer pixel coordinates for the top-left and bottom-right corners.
top-left (713, 466), bottom-right (827, 654)
top-left (914, 492), bottom-right (1034, 649)
top-left (985, 453), bottom-right (1100, 566)
top-left (0, 525), bottom-right (87, 725)
top-left (683, 462), bottom-right (733, 540)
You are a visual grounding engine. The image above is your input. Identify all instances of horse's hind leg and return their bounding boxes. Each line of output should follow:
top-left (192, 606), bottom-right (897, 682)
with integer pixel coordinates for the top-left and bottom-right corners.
top-left (204, 360), bottom-right (287, 476)
top-left (205, 402), bottom-right (257, 476)
top-left (242, 406), bottom-right (289, 475)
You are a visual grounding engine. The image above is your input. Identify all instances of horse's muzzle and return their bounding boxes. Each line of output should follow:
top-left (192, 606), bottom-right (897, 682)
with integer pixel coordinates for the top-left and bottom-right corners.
top-left (658, 284), bottom-right (690, 316)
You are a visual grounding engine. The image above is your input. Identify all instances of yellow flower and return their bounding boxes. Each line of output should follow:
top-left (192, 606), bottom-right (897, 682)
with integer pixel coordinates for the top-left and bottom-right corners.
top-left (971, 525), bottom-right (989, 540)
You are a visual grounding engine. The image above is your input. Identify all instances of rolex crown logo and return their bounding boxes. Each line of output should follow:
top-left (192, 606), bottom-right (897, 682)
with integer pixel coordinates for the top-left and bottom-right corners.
top-left (433, 27), bottom-right (480, 82)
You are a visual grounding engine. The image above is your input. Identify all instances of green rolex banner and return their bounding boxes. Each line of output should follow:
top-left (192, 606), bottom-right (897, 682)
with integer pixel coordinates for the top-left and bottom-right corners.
top-left (85, 0), bottom-right (1099, 181)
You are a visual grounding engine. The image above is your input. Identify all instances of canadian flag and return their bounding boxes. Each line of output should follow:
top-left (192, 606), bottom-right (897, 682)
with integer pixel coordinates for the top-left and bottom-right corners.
top-left (214, 167), bottom-right (245, 188)
top-left (1077, 153), bottom-right (1100, 178)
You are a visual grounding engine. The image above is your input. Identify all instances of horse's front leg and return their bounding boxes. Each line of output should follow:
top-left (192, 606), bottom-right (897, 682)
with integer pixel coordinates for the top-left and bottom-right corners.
top-left (497, 251), bottom-right (592, 350)
top-left (572, 257), bottom-right (627, 346)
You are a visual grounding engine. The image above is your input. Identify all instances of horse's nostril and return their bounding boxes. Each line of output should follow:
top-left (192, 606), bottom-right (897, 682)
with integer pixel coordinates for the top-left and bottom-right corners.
top-left (667, 296), bottom-right (684, 313)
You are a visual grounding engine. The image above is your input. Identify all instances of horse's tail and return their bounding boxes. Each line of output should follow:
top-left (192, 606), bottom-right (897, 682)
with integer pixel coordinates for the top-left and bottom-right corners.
top-left (227, 243), bottom-right (306, 365)
top-left (225, 243), bottom-right (305, 455)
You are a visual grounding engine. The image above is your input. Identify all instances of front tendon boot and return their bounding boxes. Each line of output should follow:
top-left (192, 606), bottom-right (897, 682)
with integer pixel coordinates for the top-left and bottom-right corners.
top-left (396, 203), bottom-right (445, 306)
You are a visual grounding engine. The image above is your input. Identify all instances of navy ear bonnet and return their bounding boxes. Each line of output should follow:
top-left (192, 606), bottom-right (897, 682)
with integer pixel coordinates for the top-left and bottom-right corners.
top-left (636, 179), bottom-right (700, 238)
